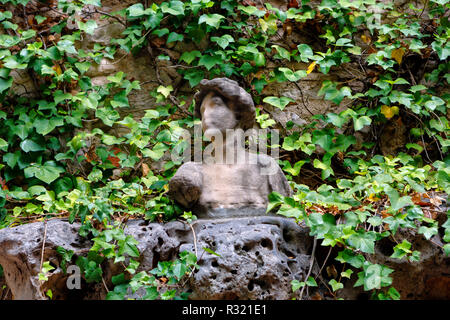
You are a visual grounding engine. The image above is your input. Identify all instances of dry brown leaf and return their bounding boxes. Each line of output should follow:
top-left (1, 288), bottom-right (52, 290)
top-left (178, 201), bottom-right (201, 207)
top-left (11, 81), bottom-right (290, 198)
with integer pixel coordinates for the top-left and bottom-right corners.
top-left (391, 48), bottom-right (405, 65)
top-left (326, 265), bottom-right (338, 279)
top-left (142, 163), bottom-right (150, 177)
top-left (85, 145), bottom-right (98, 163)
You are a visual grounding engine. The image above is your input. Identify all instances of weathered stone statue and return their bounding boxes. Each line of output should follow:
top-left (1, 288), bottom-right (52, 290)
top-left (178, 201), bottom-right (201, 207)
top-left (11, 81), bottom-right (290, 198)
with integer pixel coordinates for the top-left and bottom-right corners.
top-left (168, 78), bottom-right (292, 218)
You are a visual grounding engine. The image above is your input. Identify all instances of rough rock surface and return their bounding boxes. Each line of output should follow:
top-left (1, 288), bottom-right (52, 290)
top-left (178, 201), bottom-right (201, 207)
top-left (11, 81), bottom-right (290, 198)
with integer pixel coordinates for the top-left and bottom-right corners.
top-left (0, 216), bottom-right (315, 300)
top-left (1, 214), bottom-right (449, 300)
top-left (0, 220), bottom-right (92, 300)
top-left (125, 216), bottom-right (315, 299)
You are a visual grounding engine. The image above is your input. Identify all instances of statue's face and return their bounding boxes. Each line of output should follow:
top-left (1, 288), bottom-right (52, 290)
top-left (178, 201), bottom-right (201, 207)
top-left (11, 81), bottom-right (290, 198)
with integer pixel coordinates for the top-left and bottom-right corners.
top-left (200, 92), bottom-right (238, 134)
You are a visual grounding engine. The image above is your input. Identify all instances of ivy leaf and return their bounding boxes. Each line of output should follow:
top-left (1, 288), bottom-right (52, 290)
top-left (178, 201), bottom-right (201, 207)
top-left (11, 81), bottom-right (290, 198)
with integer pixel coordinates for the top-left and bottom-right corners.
top-left (282, 160), bottom-right (307, 176)
top-left (118, 236), bottom-right (140, 258)
top-left (167, 32), bottom-right (183, 43)
top-left (24, 162), bottom-right (65, 184)
top-left (312, 129), bottom-right (334, 151)
top-left (183, 69), bottom-right (204, 87)
top-left (179, 50), bottom-right (202, 64)
top-left (198, 55), bottom-right (222, 70)
top-left (0, 75), bottom-right (13, 93)
top-left (211, 34), bottom-right (234, 49)
top-left (353, 116), bottom-right (372, 131)
top-left (127, 3), bottom-right (146, 17)
top-left (3, 151), bottom-right (20, 168)
top-left (391, 240), bottom-right (412, 259)
top-left (355, 263), bottom-right (393, 291)
top-left (34, 118), bottom-right (64, 135)
top-left (291, 279), bottom-right (304, 291)
top-left (272, 45), bottom-right (291, 61)
top-left (198, 14), bottom-right (225, 29)
top-left (20, 139), bottom-right (45, 152)
top-left (380, 105), bottom-right (399, 119)
top-left (0, 138), bottom-right (7, 151)
top-left (306, 276), bottom-right (317, 287)
top-left (318, 81), bottom-right (351, 105)
top-left (329, 279), bottom-right (344, 292)
top-left (142, 143), bottom-right (169, 161)
top-left (173, 261), bottom-right (187, 280)
top-left (337, 250), bottom-right (370, 269)
top-left (157, 85), bottom-right (173, 98)
top-left (297, 44), bottom-right (314, 62)
top-left (77, 20), bottom-right (98, 35)
top-left (384, 186), bottom-right (413, 211)
top-left (418, 226), bottom-right (438, 240)
top-left (390, 47), bottom-right (405, 64)
top-left (57, 39), bottom-right (77, 54)
top-left (160, 1), bottom-right (185, 16)
top-left (278, 67), bottom-right (307, 82)
top-left (96, 107), bottom-right (120, 126)
top-left (238, 5), bottom-right (266, 17)
top-left (347, 230), bottom-right (376, 254)
top-left (263, 96), bottom-right (295, 110)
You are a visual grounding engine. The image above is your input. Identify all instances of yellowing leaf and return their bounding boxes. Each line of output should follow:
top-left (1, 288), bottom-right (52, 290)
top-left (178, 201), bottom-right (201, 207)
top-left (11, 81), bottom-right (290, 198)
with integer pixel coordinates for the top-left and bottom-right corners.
top-left (361, 35), bottom-right (371, 44)
top-left (391, 48), bottom-right (405, 64)
top-left (52, 64), bottom-right (62, 75)
top-left (307, 61), bottom-right (316, 74)
top-left (368, 193), bottom-right (380, 202)
top-left (157, 85), bottom-right (173, 98)
top-left (381, 105), bottom-right (399, 119)
top-left (259, 18), bottom-right (268, 32)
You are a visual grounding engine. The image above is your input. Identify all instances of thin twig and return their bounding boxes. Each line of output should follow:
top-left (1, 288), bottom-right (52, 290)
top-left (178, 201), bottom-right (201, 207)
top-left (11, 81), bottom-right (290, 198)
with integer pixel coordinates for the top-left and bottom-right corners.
top-left (102, 276), bottom-right (110, 293)
top-left (187, 222), bottom-right (198, 259)
top-left (314, 245), bottom-right (332, 282)
top-left (299, 236), bottom-right (317, 300)
top-left (95, 9), bottom-right (127, 27)
top-left (293, 81), bottom-right (314, 116)
top-left (38, 219), bottom-right (48, 297)
top-left (39, 220), bottom-right (48, 274)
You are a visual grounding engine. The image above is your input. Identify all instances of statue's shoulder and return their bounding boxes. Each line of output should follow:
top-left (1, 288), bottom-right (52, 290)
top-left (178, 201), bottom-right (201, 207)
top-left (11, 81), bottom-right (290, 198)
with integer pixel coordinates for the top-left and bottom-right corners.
top-left (254, 153), bottom-right (278, 168)
top-left (175, 161), bottom-right (202, 174)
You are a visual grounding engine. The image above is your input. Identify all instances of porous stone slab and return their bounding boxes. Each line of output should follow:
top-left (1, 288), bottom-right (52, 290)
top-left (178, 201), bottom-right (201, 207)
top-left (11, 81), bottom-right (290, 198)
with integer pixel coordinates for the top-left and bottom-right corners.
top-left (0, 216), bottom-right (314, 300)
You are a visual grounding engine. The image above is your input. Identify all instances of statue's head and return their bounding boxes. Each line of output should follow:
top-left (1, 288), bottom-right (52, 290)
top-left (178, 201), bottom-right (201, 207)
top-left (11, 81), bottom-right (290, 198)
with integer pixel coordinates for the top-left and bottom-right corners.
top-left (194, 78), bottom-right (255, 134)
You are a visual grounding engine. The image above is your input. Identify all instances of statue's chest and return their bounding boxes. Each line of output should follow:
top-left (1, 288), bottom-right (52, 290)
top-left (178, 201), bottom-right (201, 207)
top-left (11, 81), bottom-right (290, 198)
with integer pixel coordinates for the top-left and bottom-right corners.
top-left (202, 164), bottom-right (263, 188)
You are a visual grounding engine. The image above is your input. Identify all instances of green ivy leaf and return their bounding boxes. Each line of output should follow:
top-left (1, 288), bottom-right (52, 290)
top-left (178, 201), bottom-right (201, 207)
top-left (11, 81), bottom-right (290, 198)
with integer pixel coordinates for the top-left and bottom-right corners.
top-left (167, 32), bottom-right (184, 43)
top-left (198, 55), bottom-right (222, 70)
top-left (263, 96), bottom-right (295, 110)
top-left (347, 230), bottom-right (376, 254)
top-left (355, 263), bottom-right (393, 291)
top-left (198, 14), bottom-right (225, 29)
top-left (179, 51), bottom-right (202, 64)
top-left (77, 20), bottom-right (98, 35)
top-left (329, 279), bottom-right (344, 292)
top-left (211, 34), bottom-right (234, 49)
top-left (0, 138), bottom-right (7, 151)
top-left (20, 139), bottom-right (45, 152)
top-left (353, 116), bottom-right (372, 131)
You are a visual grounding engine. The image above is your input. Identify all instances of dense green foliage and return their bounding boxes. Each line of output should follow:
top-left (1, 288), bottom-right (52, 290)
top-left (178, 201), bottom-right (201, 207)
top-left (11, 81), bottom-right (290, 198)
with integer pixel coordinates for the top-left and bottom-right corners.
top-left (0, 0), bottom-right (449, 300)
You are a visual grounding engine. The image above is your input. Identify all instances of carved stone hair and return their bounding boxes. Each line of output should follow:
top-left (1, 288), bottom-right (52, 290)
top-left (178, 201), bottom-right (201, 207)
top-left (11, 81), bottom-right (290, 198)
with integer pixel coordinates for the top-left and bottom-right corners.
top-left (193, 78), bottom-right (255, 130)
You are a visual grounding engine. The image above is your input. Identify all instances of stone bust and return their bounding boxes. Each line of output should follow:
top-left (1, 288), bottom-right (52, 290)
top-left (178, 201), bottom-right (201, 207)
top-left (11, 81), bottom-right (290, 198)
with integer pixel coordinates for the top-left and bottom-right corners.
top-left (168, 78), bottom-right (292, 218)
